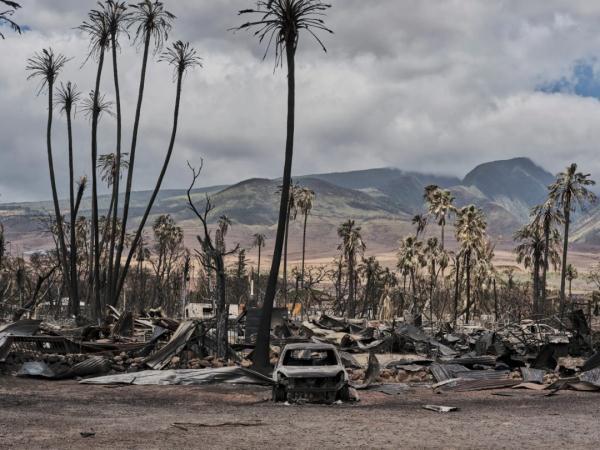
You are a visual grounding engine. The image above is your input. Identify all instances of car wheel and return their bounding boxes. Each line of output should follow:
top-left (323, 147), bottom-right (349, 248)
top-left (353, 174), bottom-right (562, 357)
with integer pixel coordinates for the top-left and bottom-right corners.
top-left (272, 385), bottom-right (287, 402)
top-left (337, 384), bottom-right (350, 402)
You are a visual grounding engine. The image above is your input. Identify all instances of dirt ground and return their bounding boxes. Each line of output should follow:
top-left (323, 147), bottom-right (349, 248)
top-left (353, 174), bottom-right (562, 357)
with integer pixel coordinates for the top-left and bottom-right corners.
top-left (1, 377), bottom-right (600, 449)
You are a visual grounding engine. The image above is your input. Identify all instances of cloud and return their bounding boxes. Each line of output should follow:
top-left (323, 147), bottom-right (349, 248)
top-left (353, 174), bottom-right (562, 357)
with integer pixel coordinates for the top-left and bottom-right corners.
top-left (2, 0), bottom-right (600, 202)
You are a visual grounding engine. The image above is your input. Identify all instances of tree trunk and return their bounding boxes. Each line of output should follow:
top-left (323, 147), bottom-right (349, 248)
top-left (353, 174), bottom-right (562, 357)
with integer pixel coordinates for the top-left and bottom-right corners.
top-left (465, 252), bottom-right (471, 323)
top-left (106, 33), bottom-right (123, 307)
top-left (113, 33), bottom-right (151, 306)
top-left (253, 43), bottom-right (296, 371)
top-left (559, 202), bottom-right (571, 320)
top-left (66, 106), bottom-right (79, 316)
top-left (91, 50), bottom-right (106, 320)
top-left (215, 259), bottom-right (228, 358)
top-left (493, 277), bottom-right (498, 322)
top-left (532, 248), bottom-right (540, 317)
top-left (301, 211), bottom-right (308, 289)
top-left (283, 203), bottom-right (290, 306)
top-left (348, 254), bottom-right (355, 318)
top-left (115, 64), bottom-right (184, 302)
top-left (541, 219), bottom-right (550, 316)
top-left (256, 245), bottom-right (261, 306)
top-left (45, 79), bottom-right (71, 317)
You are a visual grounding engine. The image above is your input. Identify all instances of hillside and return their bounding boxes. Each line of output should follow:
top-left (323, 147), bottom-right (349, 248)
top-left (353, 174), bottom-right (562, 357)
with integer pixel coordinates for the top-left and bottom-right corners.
top-left (3, 156), bottom-right (594, 254)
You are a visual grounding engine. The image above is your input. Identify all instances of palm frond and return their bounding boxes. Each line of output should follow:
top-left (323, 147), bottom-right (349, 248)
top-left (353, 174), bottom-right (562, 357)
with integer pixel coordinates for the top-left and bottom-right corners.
top-left (127, 0), bottom-right (175, 53)
top-left (82, 90), bottom-right (115, 121)
top-left (233, 0), bottom-right (333, 67)
top-left (26, 49), bottom-right (69, 94)
top-left (159, 40), bottom-right (202, 80)
top-left (55, 82), bottom-right (82, 115)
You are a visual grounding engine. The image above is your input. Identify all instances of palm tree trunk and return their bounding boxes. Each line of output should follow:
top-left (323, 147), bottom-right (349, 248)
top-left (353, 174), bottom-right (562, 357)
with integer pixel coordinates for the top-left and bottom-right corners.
top-left (348, 254), bottom-right (355, 318)
top-left (283, 204), bottom-right (290, 306)
top-left (465, 252), bottom-right (471, 323)
top-left (114, 63), bottom-right (185, 303)
top-left (532, 248), bottom-right (540, 317)
top-left (215, 258), bottom-right (228, 358)
top-left (256, 245), bottom-right (261, 306)
top-left (541, 221), bottom-right (550, 315)
top-left (493, 277), bottom-right (498, 321)
top-left (44, 79), bottom-right (71, 316)
top-left (106, 33), bottom-right (123, 307)
top-left (559, 203), bottom-right (571, 320)
top-left (301, 211), bottom-right (308, 289)
top-left (66, 107), bottom-right (79, 316)
top-left (113, 32), bottom-right (151, 306)
top-left (253, 43), bottom-right (295, 370)
top-left (91, 50), bottom-right (106, 320)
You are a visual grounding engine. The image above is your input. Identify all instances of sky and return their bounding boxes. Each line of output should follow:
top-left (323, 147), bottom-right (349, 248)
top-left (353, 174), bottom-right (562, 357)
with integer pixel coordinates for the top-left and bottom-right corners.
top-left (3, 0), bottom-right (600, 202)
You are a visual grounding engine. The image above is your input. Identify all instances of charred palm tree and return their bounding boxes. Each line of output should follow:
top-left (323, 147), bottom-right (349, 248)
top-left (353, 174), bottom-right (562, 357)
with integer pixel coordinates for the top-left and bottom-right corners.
top-left (80, 5), bottom-right (111, 318)
top-left (548, 164), bottom-right (596, 318)
top-left (295, 186), bottom-right (315, 289)
top-left (113, 0), bottom-right (175, 304)
top-left (103, 0), bottom-right (130, 307)
top-left (455, 205), bottom-right (486, 323)
top-left (412, 214), bottom-right (427, 239)
top-left (0, 0), bottom-right (21, 38)
top-left (282, 182), bottom-right (298, 304)
top-left (337, 220), bottom-right (365, 318)
top-left (56, 82), bottom-right (82, 315)
top-left (234, 0), bottom-right (332, 370)
top-left (425, 185), bottom-right (456, 250)
top-left (566, 264), bottom-right (578, 299)
top-left (26, 49), bottom-right (71, 309)
top-left (115, 41), bottom-right (202, 303)
top-left (252, 233), bottom-right (266, 304)
top-left (531, 199), bottom-right (563, 310)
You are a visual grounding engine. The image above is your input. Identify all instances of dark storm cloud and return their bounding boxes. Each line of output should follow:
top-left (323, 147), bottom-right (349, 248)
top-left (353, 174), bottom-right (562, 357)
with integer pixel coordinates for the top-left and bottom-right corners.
top-left (3, 0), bottom-right (600, 202)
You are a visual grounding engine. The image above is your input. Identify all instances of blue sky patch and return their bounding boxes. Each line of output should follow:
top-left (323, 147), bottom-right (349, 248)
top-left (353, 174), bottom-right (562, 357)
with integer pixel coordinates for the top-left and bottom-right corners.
top-left (539, 59), bottom-right (600, 99)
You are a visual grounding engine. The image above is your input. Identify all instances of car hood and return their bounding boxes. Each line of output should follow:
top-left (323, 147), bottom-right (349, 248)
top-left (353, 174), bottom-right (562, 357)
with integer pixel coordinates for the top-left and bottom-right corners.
top-left (276, 366), bottom-right (344, 378)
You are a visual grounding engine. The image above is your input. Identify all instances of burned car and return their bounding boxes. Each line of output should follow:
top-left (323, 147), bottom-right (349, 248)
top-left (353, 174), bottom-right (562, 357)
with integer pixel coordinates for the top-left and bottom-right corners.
top-left (272, 343), bottom-right (350, 403)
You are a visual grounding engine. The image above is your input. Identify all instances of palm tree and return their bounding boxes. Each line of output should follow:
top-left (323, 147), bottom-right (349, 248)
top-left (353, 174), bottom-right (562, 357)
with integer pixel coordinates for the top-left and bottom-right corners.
top-left (411, 214), bottom-right (427, 239)
top-left (548, 163), bottom-right (596, 317)
top-left (115, 41), bottom-right (202, 303)
top-left (113, 0), bottom-right (175, 306)
top-left (423, 237), bottom-right (442, 325)
top-left (0, 0), bottom-right (20, 38)
top-left (455, 205), bottom-right (486, 323)
top-left (514, 223), bottom-right (543, 315)
top-left (97, 152), bottom-right (128, 261)
top-left (338, 220), bottom-right (366, 318)
top-left (252, 233), bottom-right (266, 304)
top-left (566, 264), bottom-right (578, 299)
top-left (358, 256), bottom-right (382, 318)
top-left (80, 4), bottom-right (111, 318)
top-left (56, 81), bottom-right (82, 316)
top-left (282, 182), bottom-right (299, 305)
top-left (104, 0), bottom-right (130, 308)
top-left (424, 185), bottom-right (456, 250)
top-left (295, 186), bottom-right (315, 289)
top-left (531, 198), bottom-right (563, 309)
top-left (397, 236), bottom-right (424, 299)
top-left (235, 0), bottom-right (332, 370)
top-left (26, 49), bottom-right (71, 310)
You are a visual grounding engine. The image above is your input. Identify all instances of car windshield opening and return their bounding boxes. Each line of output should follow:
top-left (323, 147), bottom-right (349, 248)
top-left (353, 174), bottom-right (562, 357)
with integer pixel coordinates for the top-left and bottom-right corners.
top-left (282, 349), bottom-right (338, 366)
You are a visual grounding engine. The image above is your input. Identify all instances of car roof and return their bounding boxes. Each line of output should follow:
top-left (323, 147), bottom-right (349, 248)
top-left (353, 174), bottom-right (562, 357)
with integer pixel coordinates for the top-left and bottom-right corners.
top-left (282, 342), bottom-right (337, 351)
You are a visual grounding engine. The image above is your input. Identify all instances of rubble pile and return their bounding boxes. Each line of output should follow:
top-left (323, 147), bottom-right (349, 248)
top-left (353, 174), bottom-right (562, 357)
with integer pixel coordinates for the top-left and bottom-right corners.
top-left (0, 308), bottom-right (238, 379)
top-left (1, 307), bottom-right (599, 396)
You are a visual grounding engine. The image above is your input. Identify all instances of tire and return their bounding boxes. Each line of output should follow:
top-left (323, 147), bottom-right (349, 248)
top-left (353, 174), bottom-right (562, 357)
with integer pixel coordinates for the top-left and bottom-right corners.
top-left (337, 384), bottom-right (350, 402)
top-left (272, 385), bottom-right (287, 402)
